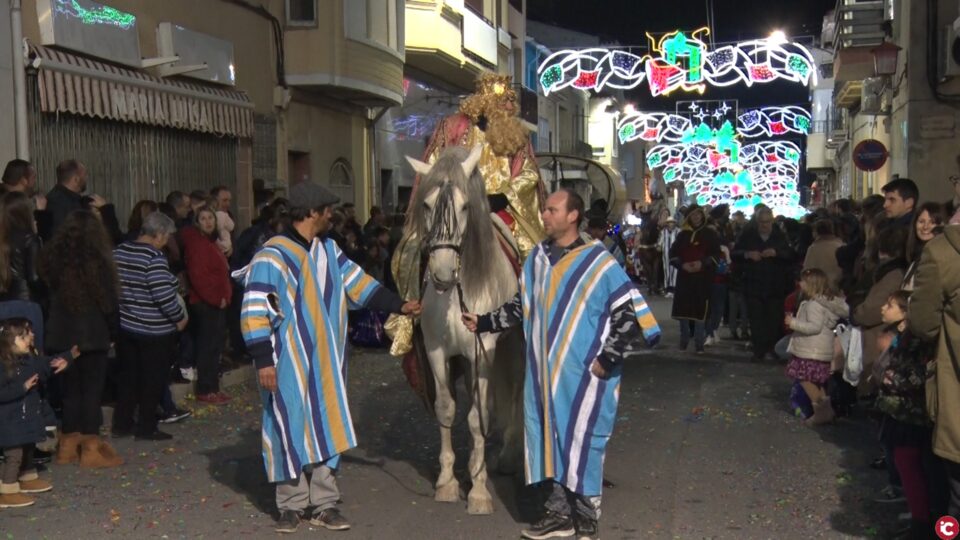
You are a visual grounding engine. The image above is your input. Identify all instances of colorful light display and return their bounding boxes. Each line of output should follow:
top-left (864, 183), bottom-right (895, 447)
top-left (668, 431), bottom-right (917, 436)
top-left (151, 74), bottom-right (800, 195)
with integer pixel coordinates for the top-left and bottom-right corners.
top-left (538, 27), bottom-right (816, 96)
top-left (56, 0), bottom-right (136, 29)
top-left (619, 106), bottom-right (811, 144)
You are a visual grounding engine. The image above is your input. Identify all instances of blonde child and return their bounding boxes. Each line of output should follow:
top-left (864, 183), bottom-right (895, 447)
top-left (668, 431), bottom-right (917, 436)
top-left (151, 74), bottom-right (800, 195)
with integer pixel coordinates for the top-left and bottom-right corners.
top-left (784, 269), bottom-right (849, 425)
top-left (0, 319), bottom-right (76, 508)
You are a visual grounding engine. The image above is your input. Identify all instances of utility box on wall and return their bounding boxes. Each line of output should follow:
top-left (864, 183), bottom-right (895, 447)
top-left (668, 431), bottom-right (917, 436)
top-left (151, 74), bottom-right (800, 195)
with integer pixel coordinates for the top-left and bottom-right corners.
top-left (36, 0), bottom-right (142, 67)
top-left (157, 23), bottom-right (236, 86)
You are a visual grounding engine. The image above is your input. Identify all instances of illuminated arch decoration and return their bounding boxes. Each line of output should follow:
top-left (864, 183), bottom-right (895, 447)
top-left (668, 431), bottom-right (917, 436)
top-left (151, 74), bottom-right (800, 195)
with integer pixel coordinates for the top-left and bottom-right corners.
top-left (538, 27), bottom-right (816, 96)
top-left (618, 106), bottom-right (811, 144)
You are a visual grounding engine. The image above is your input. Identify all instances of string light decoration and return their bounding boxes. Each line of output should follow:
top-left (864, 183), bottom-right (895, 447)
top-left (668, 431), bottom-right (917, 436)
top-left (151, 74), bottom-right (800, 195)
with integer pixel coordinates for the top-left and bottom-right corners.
top-left (55, 0), bottom-right (136, 28)
top-left (619, 106), bottom-right (810, 143)
top-left (538, 27), bottom-right (816, 96)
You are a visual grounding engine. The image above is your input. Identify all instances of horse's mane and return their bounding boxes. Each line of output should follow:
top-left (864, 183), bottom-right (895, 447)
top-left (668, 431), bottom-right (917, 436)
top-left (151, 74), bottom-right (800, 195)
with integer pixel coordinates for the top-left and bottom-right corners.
top-left (408, 146), bottom-right (497, 298)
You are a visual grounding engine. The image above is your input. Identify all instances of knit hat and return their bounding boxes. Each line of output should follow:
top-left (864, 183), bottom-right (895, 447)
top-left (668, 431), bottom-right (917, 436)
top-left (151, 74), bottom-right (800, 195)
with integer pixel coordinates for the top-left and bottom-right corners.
top-left (288, 182), bottom-right (340, 211)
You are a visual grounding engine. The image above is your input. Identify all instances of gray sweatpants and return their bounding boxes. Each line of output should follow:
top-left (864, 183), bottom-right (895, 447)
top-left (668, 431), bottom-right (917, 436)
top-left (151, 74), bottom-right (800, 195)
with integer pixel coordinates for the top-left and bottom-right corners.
top-left (275, 463), bottom-right (340, 514)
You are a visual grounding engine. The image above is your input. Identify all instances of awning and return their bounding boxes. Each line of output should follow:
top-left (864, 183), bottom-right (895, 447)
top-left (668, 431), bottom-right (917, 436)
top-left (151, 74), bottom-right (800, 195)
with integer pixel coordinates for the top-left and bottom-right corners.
top-left (30, 44), bottom-right (254, 138)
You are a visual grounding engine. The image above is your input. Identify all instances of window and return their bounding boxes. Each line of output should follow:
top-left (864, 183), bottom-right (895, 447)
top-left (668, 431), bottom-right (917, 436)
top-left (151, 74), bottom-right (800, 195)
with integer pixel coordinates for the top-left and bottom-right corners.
top-left (465, 0), bottom-right (484, 15)
top-left (286, 0), bottom-right (317, 26)
top-left (345, 0), bottom-right (404, 55)
top-left (330, 158), bottom-right (354, 187)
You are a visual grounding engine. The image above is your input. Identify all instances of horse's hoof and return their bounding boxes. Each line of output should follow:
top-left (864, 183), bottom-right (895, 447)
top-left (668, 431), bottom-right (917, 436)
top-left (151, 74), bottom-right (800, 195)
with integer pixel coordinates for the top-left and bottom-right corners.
top-left (467, 493), bottom-right (494, 515)
top-left (434, 481), bottom-right (460, 503)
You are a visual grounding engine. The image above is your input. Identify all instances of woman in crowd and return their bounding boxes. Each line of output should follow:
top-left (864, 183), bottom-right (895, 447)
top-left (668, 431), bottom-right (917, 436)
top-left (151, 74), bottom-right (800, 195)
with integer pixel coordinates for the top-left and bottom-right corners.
top-left (803, 219), bottom-right (845, 292)
top-left (669, 206), bottom-right (721, 354)
top-left (181, 205), bottom-right (232, 404)
top-left (0, 192), bottom-right (43, 303)
top-left (40, 210), bottom-right (122, 468)
top-left (126, 200), bottom-right (158, 240)
top-left (902, 202), bottom-right (947, 291)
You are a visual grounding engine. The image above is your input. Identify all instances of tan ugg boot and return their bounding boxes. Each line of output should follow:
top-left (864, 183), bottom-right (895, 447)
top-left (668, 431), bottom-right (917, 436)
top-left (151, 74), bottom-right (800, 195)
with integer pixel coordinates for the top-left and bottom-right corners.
top-left (806, 397), bottom-right (836, 426)
top-left (55, 432), bottom-right (82, 465)
top-left (0, 482), bottom-right (34, 508)
top-left (79, 435), bottom-right (119, 468)
top-left (96, 439), bottom-right (124, 467)
top-left (18, 471), bottom-right (52, 494)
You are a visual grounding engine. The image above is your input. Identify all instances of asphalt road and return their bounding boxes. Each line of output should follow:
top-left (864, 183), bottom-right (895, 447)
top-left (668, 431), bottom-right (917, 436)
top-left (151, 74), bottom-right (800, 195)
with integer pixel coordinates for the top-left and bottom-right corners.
top-left (0, 297), bottom-right (900, 539)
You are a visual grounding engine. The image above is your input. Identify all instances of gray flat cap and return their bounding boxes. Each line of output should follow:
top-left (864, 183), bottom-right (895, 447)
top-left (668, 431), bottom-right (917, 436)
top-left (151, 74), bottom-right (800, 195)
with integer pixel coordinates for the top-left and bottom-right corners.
top-left (288, 181), bottom-right (340, 210)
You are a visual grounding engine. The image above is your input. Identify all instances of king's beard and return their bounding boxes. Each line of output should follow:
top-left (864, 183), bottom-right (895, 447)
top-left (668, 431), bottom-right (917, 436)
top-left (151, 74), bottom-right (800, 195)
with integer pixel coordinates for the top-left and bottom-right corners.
top-left (483, 113), bottom-right (527, 157)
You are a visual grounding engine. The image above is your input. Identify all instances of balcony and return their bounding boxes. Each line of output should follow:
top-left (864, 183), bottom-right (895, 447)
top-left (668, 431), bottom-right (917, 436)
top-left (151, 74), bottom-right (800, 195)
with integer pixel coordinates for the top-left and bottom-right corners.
top-left (831, 0), bottom-right (889, 84)
top-left (404, 1), bottom-right (504, 90)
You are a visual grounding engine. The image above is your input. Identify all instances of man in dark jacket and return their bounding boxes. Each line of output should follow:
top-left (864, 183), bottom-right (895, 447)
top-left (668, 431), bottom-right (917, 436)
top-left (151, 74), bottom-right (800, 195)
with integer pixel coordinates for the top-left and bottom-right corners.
top-left (3, 160), bottom-right (52, 240)
top-left (733, 206), bottom-right (796, 361)
top-left (881, 177), bottom-right (918, 228)
top-left (45, 160), bottom-right (108, 241)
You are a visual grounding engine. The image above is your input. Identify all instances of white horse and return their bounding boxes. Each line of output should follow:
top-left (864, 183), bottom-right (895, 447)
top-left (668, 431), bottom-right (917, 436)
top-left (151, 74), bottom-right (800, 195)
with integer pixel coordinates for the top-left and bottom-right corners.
top-left (406, 145), bottom-right (524, 515)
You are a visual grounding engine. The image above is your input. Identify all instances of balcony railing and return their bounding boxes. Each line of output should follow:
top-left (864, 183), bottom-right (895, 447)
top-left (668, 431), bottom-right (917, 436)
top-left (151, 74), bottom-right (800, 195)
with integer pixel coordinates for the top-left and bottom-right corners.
top-left (833, 0), bottom-right (887, 53)
top-left (810, 116), bottom-right (846, 134)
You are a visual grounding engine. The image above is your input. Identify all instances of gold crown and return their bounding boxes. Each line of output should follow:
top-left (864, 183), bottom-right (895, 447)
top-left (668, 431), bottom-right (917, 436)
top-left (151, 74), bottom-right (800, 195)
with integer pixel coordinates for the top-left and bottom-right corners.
top-left (475, 74), bottom-right (514, 97)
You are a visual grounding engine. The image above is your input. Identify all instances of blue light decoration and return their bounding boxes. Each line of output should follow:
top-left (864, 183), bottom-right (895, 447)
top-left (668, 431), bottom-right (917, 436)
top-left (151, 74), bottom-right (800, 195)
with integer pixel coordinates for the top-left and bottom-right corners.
top-left (538, 27), bottom-right (816, 96)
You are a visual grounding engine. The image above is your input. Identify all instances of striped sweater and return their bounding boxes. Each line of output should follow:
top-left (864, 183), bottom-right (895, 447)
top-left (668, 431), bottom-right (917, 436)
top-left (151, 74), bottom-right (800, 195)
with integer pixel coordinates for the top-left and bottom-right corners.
top-left (114, 240), bottom-right (185, 336)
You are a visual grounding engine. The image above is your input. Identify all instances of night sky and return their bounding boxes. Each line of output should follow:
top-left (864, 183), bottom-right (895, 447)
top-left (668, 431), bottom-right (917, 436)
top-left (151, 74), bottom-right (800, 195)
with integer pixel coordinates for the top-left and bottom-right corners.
top-left (527, 0), bottom-right (838, 109)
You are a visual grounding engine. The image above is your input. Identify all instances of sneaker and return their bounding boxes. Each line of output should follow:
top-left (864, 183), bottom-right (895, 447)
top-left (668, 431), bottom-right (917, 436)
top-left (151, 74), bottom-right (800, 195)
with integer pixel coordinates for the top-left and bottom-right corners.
top-left (180, 367), bottom-right (197, 381)
top-left (521, 511), bottom-right (575, 540)
top-left (275, 510), bottom-right (301, 534)
top-left (664, 292), bottom-right (674, 298)
top-left (159, 408), bottom-right (192, 424)
top-left (873, 485), bottom-right (906, 504)
top-left (309, 507), bottom-right (351, 531)
top-left (18, 478), bottom-right (52, 493)
top-left (704, 335), bottom-right (715, 346)
top-left (33, 449), bottom-right (53, 465)
top-left (575, 516), bottom-right (599, 540)
top-left (135, 430), bottom-right (173, 441)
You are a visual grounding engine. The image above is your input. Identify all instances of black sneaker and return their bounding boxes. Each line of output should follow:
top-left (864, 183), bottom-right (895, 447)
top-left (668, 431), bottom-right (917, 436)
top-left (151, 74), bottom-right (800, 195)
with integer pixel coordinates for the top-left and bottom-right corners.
top-left (33, 449), bottom-right (52, 464)
top-left (135, 430), bottom-right (173, 441)
top-left (275, 510), bottom-right (301, 534)
top-left (521, 511), bottom-right (575, 539)
top-left (575, 516), bottom-right (599, 540)
top-left (309, 507), bottom-right (351, 531)
top-left (159, 408), bottom-right (192, 424)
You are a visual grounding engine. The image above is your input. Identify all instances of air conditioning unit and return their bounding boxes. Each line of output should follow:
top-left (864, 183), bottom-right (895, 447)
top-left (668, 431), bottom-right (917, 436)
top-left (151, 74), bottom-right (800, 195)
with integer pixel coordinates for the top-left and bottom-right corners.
top-left (943, 23), bottom-right (960, 78)
top-left (861, 77), bottom-right (888, 114)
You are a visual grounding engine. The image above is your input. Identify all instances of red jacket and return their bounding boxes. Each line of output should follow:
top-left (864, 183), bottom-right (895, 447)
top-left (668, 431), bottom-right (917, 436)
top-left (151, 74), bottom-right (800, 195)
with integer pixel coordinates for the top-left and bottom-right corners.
top-left (181, 226), bottom-right (231, 308)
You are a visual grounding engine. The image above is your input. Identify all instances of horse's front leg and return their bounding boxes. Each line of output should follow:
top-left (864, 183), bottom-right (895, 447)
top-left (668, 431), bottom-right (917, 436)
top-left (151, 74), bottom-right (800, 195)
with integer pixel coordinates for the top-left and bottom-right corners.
top-left (426, 343), bottom-right (460, 503)
top-left (465, 335), bottom-right (496, 515)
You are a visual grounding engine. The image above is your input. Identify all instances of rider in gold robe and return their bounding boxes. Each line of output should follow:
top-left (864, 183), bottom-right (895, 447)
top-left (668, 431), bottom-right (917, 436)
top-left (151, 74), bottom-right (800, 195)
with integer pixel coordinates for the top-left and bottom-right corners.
top-left (387, 73), bottom-right (546, 361)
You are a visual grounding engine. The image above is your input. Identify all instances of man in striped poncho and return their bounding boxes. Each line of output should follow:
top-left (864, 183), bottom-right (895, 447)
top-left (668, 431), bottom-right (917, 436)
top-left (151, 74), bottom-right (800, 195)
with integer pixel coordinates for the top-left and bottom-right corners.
top-left (240, 182), bottom-right (420, 534)
top-left (463, 189), bottom-right (661, 540)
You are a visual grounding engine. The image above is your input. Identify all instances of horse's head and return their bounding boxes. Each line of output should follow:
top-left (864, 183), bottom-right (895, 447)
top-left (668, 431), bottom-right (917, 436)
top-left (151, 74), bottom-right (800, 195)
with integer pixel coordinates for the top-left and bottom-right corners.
top-left (407, 146), bottom-right (484, 293)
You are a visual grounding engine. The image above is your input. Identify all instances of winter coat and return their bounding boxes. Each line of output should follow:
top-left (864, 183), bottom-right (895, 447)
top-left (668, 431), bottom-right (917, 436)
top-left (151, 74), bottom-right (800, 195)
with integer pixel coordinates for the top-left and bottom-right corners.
top-left (732, 226), bottom-right (795, 299)
top-left (803, 236), bottom-right (845, 291)
top-left (853, 257), bottom-right (907, 394)
top-left (787, 296), bottom-right (849, 361)
top-left (0, 228), bottom-right (42, 303)
top-left (909, 227), bottom-right (960, 463)
top-left (182, 226), bottom-right (231, 308)
top-left (44, 184), bottom-right (82, 240)
top-left (874, 333), bottom-right (932, 427)
top-left (45, 273), bottom-right (119, 354)
top-left (0, 352), bottom-right (69, 448)
top-left (669, 219), bottom-right (721, 321)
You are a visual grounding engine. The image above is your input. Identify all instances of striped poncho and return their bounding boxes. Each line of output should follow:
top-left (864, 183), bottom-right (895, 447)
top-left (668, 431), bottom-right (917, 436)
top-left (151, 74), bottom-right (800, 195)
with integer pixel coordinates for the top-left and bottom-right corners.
top-left (520, 241), bottom-right (660, 496)
top-left (241, 235), bottom-right (382, 482)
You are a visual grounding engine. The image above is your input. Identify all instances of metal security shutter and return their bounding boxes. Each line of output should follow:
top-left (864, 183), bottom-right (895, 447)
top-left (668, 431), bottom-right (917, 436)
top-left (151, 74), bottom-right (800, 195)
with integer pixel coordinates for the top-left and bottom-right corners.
top-left (28, 74), bottom-right (237, 225)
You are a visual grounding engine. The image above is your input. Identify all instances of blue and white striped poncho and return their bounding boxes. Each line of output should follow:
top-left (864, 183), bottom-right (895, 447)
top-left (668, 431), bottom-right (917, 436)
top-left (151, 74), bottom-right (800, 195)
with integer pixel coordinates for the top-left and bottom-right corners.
top-left (241, 235), bottom-right (381, 483)
top-left (520, 240), bottom-right (660, 496)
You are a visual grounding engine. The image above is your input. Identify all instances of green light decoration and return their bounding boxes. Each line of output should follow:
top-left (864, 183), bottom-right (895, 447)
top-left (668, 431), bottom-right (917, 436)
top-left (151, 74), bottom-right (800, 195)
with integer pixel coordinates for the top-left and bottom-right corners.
top-left (648, 153), bottom-right (663, 167)
top-left (794, 115), bottom-right (810, 133)
top-left (681, 121), bottom-right (741, 164)
top-left (664, 168), bottom-right (678, 181)
top-left (787, 54), bottom-right (809, 78)
top-left (56, 0), bottom-right (136, 29)
top-left (662, 32), bottom-right (705, 84)
top-left (786, 149), bottom-right (800, 162)
top-left (539, 65), bottom-right (563, 92)
top-left (619, 124), bottom-right (636, 141)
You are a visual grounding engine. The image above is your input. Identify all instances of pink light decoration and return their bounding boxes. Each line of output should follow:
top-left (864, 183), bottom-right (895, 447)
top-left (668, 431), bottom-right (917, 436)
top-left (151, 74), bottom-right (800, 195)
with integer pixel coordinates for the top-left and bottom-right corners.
top-left (648, 62), bottom-right (681, 94)
top-left (573, 70), bottom-right (600, 89)
top-left (769, 121), bottom-right (787, 135)
top-left (749, 65), bottom-right (775, 81)
top-left (708, 151), bottom-right (727, 169)
top-left (765, 153), bottom-right (779, 162)
top-left (668, 157), bottom-right (681, 165)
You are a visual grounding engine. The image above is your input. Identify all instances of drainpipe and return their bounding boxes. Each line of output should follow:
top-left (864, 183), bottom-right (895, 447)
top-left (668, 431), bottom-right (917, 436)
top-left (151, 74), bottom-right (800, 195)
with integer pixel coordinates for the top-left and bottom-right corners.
top-left (11, 0), bottom-right (29, 159)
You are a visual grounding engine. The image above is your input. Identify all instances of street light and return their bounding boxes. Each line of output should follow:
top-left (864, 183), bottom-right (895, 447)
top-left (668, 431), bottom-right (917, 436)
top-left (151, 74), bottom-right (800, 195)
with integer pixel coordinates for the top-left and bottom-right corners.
top-left (768, 30), bottom-right (788, 45)
top-left (871, 40), bottom-right (902, 77)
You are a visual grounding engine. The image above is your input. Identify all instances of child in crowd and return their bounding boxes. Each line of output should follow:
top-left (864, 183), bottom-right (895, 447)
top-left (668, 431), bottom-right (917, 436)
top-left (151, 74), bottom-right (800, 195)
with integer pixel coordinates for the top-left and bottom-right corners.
top-left (874, 291), bottom-right (947, 536)
top-left (0, 319), bottom-right (76, 508)
top-left (784, 269), bottom-right (849, 425)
